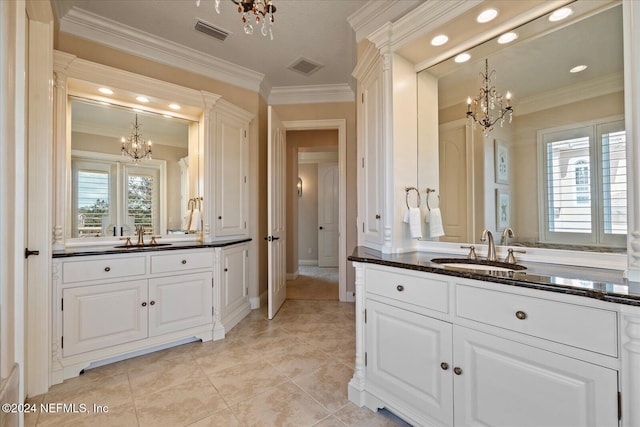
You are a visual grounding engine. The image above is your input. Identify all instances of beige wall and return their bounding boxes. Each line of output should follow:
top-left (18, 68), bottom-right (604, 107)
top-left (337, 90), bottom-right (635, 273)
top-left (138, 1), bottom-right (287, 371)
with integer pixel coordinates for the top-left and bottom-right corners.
top-left (275, 104), bottom-right (357, 295)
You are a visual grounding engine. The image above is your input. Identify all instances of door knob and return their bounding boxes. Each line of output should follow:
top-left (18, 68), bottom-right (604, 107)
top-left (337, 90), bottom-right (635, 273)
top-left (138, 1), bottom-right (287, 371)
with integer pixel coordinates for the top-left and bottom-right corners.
top-left (319, 226), bottom-right (324, 230)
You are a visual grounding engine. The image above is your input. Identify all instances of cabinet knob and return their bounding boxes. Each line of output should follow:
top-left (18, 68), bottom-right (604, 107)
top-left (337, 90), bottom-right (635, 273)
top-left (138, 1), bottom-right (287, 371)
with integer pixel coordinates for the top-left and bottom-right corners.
top-left (141, 302), bottom-right (147, 307)
top-left (396, 285), bottom-right (404, 292)
top-left (104, 267), bottom-right (111, 272)
top-left (181, 260), bottom-right (187, 264)
top-left (375, 214), bottom-right (381, 219)
top-left (515, 310), bottom-right (527, 320)
top-left (440, 362), bottom-right (449, 371)
top-left (150, 300), bottom-right (156, 306)
top-left (224, 268), bottom-right (228, 272)
top-left (453, 367), bottom-right (463, 376)
top-left (218, 216), bottom-right (222, 220)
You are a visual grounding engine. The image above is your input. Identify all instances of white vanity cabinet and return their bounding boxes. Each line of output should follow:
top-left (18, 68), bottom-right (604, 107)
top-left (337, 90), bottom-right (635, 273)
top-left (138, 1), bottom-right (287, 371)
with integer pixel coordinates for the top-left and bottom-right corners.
top-left (215, 243), bottom-right (251, 337)
top-left (350, 263), bottom-right (623, 427)
top-left (210, 101), bottom-right (252, 239)
top-left (52, 248), bottom-right (223, 382)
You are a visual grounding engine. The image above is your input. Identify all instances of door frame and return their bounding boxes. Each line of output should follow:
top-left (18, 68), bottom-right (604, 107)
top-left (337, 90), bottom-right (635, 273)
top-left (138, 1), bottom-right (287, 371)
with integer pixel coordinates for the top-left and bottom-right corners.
top-left (282, 119), bottom-right (348, 302)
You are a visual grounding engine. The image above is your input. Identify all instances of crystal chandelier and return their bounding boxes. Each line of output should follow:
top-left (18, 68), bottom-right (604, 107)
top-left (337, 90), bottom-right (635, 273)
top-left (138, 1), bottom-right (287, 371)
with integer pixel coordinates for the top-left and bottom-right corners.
top-left (121, 115), bottom-right (152, 162)
top-left (466, 59), bottom-right (513, 136)
top-left (196, 0), bottom-right (276, 39)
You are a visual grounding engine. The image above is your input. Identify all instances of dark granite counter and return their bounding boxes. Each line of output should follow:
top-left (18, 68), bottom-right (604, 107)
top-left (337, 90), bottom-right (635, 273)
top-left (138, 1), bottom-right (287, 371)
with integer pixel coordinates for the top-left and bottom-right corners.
top-left (349, 246), bottom-right (640, 307)
top-left (52, 238), bottom-right (251, 258)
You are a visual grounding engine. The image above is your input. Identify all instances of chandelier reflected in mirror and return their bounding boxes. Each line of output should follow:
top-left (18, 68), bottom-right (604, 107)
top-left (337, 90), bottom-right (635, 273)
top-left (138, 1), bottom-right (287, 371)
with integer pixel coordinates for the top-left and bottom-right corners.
top-left (466, 59), bottom-right (513, 136)
top-left (121, 115), bottom-right (152, 162)
top-left (196, 0), bottom-right (276, 39)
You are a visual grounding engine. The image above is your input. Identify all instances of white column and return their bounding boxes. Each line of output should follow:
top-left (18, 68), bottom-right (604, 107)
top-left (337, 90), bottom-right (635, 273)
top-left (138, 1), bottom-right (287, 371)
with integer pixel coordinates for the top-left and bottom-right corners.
top-left (348, 262), bottom-right (366, 404)
top-left (621, 307), bottom-right (640, 427)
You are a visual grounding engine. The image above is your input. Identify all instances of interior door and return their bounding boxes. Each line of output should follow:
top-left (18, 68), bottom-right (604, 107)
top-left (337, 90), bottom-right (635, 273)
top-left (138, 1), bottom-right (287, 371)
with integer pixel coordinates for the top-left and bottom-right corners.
top-left (439, 125), bottom-right (468, 242)
top-left (318, 162), bottom-right (339, 267)
top-left (267, 106), bottom-right (286, 319)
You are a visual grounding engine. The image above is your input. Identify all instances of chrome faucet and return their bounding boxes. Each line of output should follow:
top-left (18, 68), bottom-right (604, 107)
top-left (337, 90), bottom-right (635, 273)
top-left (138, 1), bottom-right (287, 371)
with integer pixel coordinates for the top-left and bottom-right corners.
top-left (501, 227), bottom-right (515, 246)
top-left (136, 225), bottom-right (145, 246)
top-left (481, 229), bottom-right (497, 261)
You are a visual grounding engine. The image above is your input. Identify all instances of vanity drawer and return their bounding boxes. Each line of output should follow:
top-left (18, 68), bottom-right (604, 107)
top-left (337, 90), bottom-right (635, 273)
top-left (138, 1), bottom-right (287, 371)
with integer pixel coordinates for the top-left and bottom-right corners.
top-left (63, 256), bottom-right (147, 283)
top-left (150, 250), bottom-right (212, 274)
top-left (455, 284), bottom-right (618, 356)
top-left (366, 267), bottom-right (449, 313)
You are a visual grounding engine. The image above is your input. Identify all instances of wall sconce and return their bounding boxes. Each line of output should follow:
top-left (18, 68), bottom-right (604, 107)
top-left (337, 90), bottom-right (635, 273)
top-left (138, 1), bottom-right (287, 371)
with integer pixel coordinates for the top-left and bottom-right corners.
top-left (297, 177), bottom-right (303, 197)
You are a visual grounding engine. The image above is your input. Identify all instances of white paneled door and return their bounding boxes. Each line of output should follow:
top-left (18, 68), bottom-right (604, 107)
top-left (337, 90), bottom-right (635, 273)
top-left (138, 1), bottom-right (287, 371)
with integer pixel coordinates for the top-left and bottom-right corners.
top-left (267, 106), bottom-right (286, 319)
top-left (318, 162), bottom-right (339, 267)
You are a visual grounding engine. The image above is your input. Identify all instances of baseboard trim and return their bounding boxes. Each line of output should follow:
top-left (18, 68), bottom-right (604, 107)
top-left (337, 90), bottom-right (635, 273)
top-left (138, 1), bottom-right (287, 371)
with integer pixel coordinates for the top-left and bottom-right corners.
top-left (299, 259), bottom-right (319, 266)
top-left (250, 296), bottom-right (261, 309)
top-left (286, 270), bottom-right (299, 281)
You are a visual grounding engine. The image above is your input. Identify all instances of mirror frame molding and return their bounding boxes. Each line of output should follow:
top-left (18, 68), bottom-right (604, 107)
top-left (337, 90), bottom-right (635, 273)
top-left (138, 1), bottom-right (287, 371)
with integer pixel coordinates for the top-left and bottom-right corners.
top-left (362, 0), bottom-right (640, 279)
top-left (53, 50), bottom-right (221, 249)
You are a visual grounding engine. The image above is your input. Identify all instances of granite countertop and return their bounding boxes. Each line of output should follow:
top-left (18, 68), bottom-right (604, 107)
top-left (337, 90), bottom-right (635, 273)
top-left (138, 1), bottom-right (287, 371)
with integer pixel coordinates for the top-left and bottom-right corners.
top-left (349, 246), bottom-right (640, 307)
top-left (52, 238), bottom-right (251, 258)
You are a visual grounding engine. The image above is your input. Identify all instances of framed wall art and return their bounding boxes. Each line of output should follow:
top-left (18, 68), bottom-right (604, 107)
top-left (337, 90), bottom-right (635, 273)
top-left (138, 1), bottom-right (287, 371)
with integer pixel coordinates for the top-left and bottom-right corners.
top-left (494, 139), bottom-right (509, 184)
top-left (496, 189), bottom-right (511, 229)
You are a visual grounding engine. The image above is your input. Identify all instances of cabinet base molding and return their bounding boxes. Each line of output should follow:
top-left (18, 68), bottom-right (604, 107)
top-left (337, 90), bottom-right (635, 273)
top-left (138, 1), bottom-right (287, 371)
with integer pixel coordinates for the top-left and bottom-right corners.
top-left (51, 326), bottom-right (213, 384)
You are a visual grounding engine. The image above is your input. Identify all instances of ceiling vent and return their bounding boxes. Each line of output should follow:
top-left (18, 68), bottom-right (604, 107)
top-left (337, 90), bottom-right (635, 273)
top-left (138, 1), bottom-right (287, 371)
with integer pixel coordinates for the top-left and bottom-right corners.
top-left (194, 19), bottom-right (229, 42)
top-left (288, 58), bottom-right (323, 76)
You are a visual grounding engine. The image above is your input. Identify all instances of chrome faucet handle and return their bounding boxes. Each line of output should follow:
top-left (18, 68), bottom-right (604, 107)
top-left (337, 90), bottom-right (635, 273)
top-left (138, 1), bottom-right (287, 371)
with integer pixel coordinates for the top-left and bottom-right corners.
top-left (504, 248), bottom-right (526, 264)
top-left (461, 245), bottom-right (477, 260)
top-left (119, 237), bottom-right (132, 247)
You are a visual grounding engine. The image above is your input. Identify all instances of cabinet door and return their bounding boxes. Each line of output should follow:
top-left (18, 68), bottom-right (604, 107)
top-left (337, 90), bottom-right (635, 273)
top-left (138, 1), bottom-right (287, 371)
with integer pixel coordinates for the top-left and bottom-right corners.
top-left (214, 111), bottom-right (248, 237)
top-left (366, 299), bottom-right (453, 426)
top-left (220, 245), bottom-right (249, 320)
top-left (359, 63), bottom-right (384, 247)
top-left (63, 280), bottom-right (148, 357)
top-left (148, 272), bottom-right (213, 337)
top-left (453, 326), bottom-right (618, 427)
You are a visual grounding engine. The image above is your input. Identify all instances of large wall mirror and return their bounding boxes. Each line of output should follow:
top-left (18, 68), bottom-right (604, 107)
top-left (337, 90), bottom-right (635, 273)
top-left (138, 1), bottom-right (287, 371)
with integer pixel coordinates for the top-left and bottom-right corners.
top-left (70, 97), bottom-right (194, 238)
top-left (418, 0), bottom-right (625, 252)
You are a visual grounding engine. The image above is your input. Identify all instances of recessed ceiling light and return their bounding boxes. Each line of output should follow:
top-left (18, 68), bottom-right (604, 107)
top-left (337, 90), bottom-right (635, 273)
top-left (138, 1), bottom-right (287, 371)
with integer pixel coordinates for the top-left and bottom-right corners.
top-left (169, 103), bottom-right (181, 110)
top-left (477, 9), bottom-right (498, 24)
top-left (454, 53), bottom-right (471, 63)
top-left (498, 32), bottom-right (518, 44)
top-left (98, 87), bottom-right (113, 95)
top-left (570, 65), bottom-right (588, 73)
top-left (549, 7), bottom-right (573, 22)
top-left (136, 96), bottom-right (150, 103)
top-left (431, 34), bottom-right (449, 46)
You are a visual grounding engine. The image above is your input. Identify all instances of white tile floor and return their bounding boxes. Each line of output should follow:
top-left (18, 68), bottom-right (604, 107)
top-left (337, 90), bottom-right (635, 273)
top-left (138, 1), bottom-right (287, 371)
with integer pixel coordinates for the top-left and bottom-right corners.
top-left (26, 300), bottom-right (410, 426)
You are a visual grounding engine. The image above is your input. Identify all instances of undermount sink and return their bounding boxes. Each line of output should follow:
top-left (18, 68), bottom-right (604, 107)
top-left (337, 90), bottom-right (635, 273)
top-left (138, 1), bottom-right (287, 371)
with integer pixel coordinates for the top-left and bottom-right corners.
top-left (113, 243), bottom-right (173, 249)
top-left (431, 258), bottom-right (527, 273)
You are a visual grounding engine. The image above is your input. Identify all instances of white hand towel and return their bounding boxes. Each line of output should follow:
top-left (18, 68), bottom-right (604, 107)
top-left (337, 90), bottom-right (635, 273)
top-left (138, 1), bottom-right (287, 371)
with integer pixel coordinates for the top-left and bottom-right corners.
top-left (189, 209), bottom-right (201, 232)
top-left (403, 207), bottom-right (422, 239)
top-left (427, 208), bottom-right (445, 238)
top-left (182, 209), bottom-right (193, 231)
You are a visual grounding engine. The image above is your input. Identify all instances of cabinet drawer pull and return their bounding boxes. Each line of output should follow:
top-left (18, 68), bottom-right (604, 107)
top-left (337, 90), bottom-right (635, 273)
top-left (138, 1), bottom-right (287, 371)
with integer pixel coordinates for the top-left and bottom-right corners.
top-left (141, 302), bottom-right (147, 307)
top-left (150, 300), bottom-right (156, 306)
top-left (453, 367), bottom-right (463, 376)
top-left (515, 310), bottom-right (527, 320)
top-left (440, 362), bottom-right (449, 371)
top-left (181, 260), bottom-right (187, 264)
top-left (396, 285), bottom-right (404, 292)
top-left (104, 267), bottom-right (111, 272)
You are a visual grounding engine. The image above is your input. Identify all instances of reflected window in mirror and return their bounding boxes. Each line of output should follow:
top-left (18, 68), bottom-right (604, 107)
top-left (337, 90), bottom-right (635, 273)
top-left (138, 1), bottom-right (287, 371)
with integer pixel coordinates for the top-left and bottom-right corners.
top-left (70, 97), bottom-right (191, 238)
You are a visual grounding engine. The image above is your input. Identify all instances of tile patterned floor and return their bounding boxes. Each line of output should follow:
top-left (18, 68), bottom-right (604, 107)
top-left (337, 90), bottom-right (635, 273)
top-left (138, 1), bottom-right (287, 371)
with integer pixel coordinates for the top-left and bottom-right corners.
top-left (26, 300), bottom-right (408, 427)
top-left (286, 267), bottom-right (339, 301)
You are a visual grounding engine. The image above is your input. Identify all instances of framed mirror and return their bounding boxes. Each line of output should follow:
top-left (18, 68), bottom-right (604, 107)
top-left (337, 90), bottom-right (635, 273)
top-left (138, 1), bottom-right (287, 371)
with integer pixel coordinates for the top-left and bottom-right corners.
top-left (418, 1), bottom-right (625, 252)
top-left (70, 97), bottom-right (193, 238)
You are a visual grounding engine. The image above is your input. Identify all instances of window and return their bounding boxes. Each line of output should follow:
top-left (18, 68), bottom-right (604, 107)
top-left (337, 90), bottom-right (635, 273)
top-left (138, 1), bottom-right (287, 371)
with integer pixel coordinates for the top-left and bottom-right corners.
top-left (72, 152), bottom-right (164, 237)
top-left (539, 119), bottom-right (626, 247)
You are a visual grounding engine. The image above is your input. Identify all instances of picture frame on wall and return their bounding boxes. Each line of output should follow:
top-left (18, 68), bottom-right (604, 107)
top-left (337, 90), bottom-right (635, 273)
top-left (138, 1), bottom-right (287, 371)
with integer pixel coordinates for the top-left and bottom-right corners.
top-left (494, 139), bottom-right (509, 184)
top-left (496, 189), bottom-right (511, 229)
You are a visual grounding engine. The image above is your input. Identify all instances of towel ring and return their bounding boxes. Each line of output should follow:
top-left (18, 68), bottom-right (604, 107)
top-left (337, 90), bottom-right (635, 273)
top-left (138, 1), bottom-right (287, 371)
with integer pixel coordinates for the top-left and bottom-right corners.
top-left (426, 188), bottom-right (440, 211)
top-left (405, 187), bottom-right (421, 209)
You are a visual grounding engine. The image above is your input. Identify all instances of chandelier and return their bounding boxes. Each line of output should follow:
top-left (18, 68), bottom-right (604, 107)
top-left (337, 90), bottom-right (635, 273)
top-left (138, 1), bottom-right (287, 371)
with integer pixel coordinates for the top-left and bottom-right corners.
top-left (196, 0), bottom-right (276, 39)
top-left (466, 59), bottom-right (513, 136)
top-left (121, 115), bottom-right (152, 162)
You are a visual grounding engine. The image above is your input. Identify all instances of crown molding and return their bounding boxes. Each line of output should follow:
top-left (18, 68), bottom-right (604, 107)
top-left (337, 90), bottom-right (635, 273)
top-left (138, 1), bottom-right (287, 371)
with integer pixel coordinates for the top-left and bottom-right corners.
top-left (59, 7), bottom-right (265, 93)
top-left (516, 72), bottom-right (624, 116)
top-left (347, 0), bottom-right (422, 43)
top-left (268, 84), bottom-right (355, 105)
